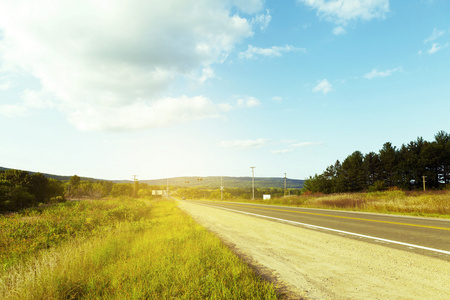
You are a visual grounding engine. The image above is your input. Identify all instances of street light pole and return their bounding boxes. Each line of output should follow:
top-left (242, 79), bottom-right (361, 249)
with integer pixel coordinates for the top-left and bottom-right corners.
top-left (250, 167), bottom-right (255, 200)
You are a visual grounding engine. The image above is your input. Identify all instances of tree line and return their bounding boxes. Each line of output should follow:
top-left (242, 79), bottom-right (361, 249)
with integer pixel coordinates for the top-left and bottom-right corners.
top-left (0, 169), bottom-right (65, 212)
top-left (302, 131), bottom-right (450, 194)
top-left (0, 171), bottom-right (166, 213)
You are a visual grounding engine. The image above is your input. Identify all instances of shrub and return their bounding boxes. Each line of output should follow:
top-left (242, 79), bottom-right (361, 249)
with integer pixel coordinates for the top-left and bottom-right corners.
top-left (368, 180), bottom-right (387, 192)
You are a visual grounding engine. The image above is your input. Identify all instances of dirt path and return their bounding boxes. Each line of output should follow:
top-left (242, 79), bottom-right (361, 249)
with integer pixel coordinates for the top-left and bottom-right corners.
top-left (179, 201), bottom-right (450, 300)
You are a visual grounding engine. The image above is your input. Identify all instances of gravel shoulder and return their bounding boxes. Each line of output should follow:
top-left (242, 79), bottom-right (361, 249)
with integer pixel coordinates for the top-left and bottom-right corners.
top-left (179, 201), bottom-right (450, 300)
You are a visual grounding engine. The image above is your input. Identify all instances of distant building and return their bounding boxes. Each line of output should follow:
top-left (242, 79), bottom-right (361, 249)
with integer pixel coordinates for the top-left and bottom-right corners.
top-left (152, 190), bottom-right (168, 197)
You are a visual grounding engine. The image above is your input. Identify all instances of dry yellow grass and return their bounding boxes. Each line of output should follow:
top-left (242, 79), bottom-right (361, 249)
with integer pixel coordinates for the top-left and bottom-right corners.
top-left (230, 190), bottom-right (450, 218)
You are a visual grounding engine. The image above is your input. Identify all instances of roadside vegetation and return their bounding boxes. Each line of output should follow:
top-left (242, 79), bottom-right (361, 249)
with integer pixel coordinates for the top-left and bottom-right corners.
top-left (196, 189), bottom-right (450, 219)
top-left (302, 131), bottom-right (450, 193)
top-left (0, 198), bottom-right (278, 299)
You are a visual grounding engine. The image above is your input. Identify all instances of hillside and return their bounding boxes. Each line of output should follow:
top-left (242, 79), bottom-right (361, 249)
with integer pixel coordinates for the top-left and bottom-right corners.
top-left (1, 167), bottom-right (304, 189)
top-left (142, 176), bottom-right (304, 189)
top-left (0, 167), bottom-right (98, 182)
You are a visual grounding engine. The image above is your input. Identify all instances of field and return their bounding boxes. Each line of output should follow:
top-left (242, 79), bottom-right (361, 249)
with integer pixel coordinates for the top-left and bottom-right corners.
top-left (218, 189), bottom-right (450, 219)
top-left (0, 198), bottom-right (278, 299)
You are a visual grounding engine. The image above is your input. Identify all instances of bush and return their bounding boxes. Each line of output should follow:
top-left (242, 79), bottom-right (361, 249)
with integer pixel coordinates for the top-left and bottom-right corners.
top-left (368, 181), bottom-right (387, 192)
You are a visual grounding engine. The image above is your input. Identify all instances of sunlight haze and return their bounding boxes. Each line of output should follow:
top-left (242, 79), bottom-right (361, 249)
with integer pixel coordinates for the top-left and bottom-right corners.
top-left (1, 0), bottom-right (449, 180)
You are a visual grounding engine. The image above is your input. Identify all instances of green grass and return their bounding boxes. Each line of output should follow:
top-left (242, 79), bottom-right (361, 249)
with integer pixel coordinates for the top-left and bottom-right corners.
top-left (0, 199), bottom-right (152, 270)
top-left (0, 199), bottom-right (278, 299)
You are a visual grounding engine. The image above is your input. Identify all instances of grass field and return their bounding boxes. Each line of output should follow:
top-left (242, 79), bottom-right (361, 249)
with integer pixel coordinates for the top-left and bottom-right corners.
top-left (214, 189), bottom-right (450, 219)
top-left (0, 198), bottom-right (278, 299)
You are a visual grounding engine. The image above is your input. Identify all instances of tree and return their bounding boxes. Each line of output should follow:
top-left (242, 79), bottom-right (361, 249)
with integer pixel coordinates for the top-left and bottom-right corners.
top-left (47, 178), bottom-right (65, 200)
top-left (70, 175), bottom-right (81, 188)
top-left (340, 151), bottom-right (366, 192)
top-left (379, 142), bottom-right (399, 187)
top-left (110, 183), bottom-right (133, 197)
top-left (28, 173), bottom-right (49, 202)
top-left (434, 131), bottom-right (450, 185)
top-left (363, 152), bottom-right (381, 187)
top-left (400, 137), bottom-right (425, 189)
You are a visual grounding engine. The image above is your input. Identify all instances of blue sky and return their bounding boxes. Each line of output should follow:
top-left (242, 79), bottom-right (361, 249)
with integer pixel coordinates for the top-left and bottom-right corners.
top-left (0, 0), bottom-right (449, 181)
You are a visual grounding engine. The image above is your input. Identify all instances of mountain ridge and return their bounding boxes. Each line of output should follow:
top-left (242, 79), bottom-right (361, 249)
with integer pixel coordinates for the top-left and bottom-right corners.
top-left (0, 167), bottom-right (304, 189)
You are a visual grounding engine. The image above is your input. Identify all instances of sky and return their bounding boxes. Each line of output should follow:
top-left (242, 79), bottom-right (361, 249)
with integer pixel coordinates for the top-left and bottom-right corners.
top-left (0, 0), bottom-right (449, 181)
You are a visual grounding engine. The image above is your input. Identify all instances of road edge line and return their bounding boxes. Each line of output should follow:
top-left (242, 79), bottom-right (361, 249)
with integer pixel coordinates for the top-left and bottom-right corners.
top-left (207, 205), bottom-right (450, 256)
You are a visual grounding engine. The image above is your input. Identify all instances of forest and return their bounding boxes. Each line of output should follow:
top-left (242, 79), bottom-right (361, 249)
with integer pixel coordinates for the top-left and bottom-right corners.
top-left (302, 131), bottom-right (450, 194)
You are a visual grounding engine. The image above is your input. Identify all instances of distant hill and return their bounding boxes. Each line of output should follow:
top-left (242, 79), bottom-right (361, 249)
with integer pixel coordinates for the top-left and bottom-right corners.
top-left (0, 167), bottom-right (99, 182)
top-left (141, 176), bottom-right (304, 189)
top-left (1, 167), bottom-right (304, 189)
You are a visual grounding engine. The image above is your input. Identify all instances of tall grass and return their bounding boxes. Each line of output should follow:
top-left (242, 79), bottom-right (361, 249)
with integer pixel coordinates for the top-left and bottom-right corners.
top-left (211, 190), bottom-right (450, 218)
top-left (0, 199), bottom-right (278, 299)
top-left (0, 198), bottom-right (151, 270)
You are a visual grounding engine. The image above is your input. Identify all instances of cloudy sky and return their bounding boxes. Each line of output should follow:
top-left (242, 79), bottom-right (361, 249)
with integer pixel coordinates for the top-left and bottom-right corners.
top-left (1, 0), bottom-right (449, 181)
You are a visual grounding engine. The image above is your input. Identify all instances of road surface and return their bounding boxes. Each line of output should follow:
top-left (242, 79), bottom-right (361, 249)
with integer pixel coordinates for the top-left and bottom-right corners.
top-left (179, 200), bottom-right (450, 299)
top-left (187, 200), bottom-right (450, 259)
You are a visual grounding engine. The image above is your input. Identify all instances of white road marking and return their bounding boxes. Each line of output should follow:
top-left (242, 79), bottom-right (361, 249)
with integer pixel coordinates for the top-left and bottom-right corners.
top-left (206, 204), bottom-right (450, 256)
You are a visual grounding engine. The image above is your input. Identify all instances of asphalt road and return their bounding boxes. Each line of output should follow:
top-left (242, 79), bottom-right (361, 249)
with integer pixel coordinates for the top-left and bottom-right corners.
top-left (184, 200), bottom-right (450, 259)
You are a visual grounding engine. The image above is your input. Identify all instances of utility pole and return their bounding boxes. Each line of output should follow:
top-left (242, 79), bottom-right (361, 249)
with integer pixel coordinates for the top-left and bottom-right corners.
top-left (423, 175), bottom-right (427, 192)
top-left (284, 173), bottom-right (287, 197)
top-left (220, 176), bottom-right (224, 201)
top-left (250, 167), bottom-right (255, 200)
top-left (166, 178), bottom-right (169, 198)
top-left (132, 175), bottom-right (138, 198)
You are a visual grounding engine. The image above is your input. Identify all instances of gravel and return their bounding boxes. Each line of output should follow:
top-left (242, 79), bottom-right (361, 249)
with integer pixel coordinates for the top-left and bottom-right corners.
top-left (179, 201), bottom-right (450, 300)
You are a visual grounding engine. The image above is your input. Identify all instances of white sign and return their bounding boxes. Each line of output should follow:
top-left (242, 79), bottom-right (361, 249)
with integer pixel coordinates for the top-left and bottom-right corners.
top-left (263, 195), bottom-right (271, 200)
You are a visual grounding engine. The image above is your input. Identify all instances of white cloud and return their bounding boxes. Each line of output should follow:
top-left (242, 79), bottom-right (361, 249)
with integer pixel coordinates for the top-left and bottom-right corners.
top-left (427, 43), bottom-right (448, 54)
top-left (0, 0), bottom-right (264, 131)
top-left (271, 149), bottom-right (294, 154)
top-left (68, 95), bottom-right (222, 131)
top-left (236, 96), bottom-right (261, 108)
top-left (0, 81), bottom-right (12, 90)
top-left (297, 0), bottom-right (389, 32)
top-left (291, 141), bottom-right (323, 147)
top-left (252, 9), bottom-right (272, 31)
top-left (0, 104), bottom-right (29, 117)
top-left (312, 79), bottom-right (333, 94)
top-left (0, 89), bottom-right (54, 117)
top-left (220, 138), bottom-right (270, 149)
top-left (419, 28), bottom-right (448, 55)
top-left (364, 66), bottom-right (402, 79)
top-left (271, 141), bottom-right (322, 154)
top-left (332, 26), bottom-right (346, 35)
top-left (0, 75), bottom-right (15, 90)
top-left (229, 0), bottom-right (264, 14)
top-left (298, 0), bottom-right (390, 23)
top-left (239, 44), bottom-right (305, 59)
top-left (22, 89), bottom-right (54, 109)
top-left (424, 28), bottom-right (445, 43)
